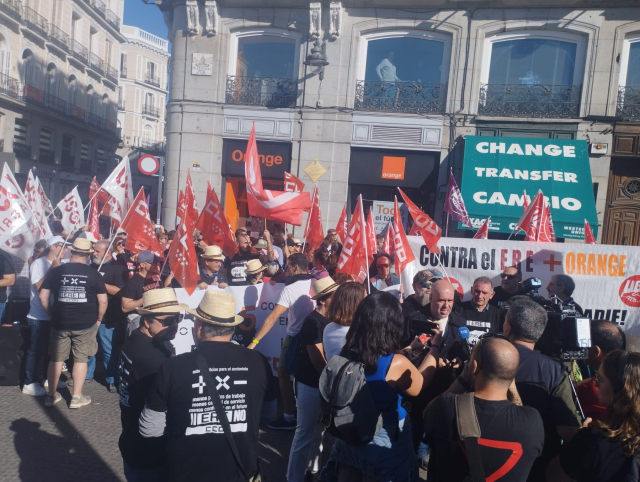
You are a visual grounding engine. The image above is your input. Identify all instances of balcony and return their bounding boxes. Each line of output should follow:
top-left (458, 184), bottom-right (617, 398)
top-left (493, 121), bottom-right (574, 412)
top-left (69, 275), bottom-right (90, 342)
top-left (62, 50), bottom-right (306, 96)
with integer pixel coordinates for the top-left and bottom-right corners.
top-left (39, 148), bottom-right (55, 164)
top-left (120, 67), bottom-right (127, 78)
top-left (105, 9), bottom-right (120, 30)
top-left (116, 127), bottom-right (122, 140)
top-left (478, 84), bottom-right (582, 119)
top-left (617, 86), bottom-right (640, 121)
top-left (226, 76), bottom-right (298, 108)
top-left (117, 99), bottom-right (125, 110)
top-left (0, 0), bottom-right (21, 21)
top-left (0, 72), bottom-right (22, 99)
top-left (142, 104), bottom-right (159, 117)
top-left (48, 23), bottom-right (70, 52)
top-left (144, 75), bottom-right (160, 88)
top-left (71, 39), bottom-right (88, 64)
top-left (13, 143), bottom-right (31, 159)
top-left (23, 84), bottom-right (44, 105)
top-left (133, 137), bottom-right (165, 153)
top-left (89, 52), bottom-right (104, 75)
top-left (44, 94), bottom-right (68, 117)
top-left (61, 154), bottom-right (74, 169)
top-left (22, 5), bottom-right (48, 39)
top-left (354, 80), bottom-right (447, 115)
top-left (85, 111), bottom-right (103, 128)
top-left (90, 0), bottom-right (106, 17)
top-left (105, 63), bottom-right (117, 82)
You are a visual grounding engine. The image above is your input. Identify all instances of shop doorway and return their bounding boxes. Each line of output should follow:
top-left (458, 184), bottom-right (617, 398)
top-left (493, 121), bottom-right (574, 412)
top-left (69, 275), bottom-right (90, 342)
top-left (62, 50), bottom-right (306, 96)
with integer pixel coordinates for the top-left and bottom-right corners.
top-left (224, 177), bottom-right (285, 235)
top-left (602, 158), bottom-right (640, 245)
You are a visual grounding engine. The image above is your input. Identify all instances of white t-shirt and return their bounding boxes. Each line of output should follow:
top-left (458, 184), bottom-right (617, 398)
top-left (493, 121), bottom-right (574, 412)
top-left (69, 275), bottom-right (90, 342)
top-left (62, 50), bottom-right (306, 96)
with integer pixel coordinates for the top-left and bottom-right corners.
top-left (323, 323), bottom-right (350, 361)
top-left (28, 256), bottom-right (52, 320)
top-left (277, 278), bottom-right (315, 336)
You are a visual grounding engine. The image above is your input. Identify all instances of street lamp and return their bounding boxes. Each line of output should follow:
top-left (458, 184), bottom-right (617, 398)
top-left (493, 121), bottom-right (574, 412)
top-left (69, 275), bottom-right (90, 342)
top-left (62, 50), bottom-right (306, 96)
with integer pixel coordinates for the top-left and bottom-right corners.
top-left (304, 40), bottom-right (329, 81)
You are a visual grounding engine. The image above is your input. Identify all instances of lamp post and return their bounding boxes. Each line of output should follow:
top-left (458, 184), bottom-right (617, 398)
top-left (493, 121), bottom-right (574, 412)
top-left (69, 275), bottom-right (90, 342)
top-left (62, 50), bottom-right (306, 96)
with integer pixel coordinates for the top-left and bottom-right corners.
top-left (304, 40), bottom-right (329, 81)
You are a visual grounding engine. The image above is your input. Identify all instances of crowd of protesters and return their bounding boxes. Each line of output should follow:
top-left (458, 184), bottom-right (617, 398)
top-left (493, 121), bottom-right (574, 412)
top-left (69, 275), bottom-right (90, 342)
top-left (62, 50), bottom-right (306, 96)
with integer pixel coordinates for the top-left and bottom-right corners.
top-left (1, 217), bottom-right (638, 482)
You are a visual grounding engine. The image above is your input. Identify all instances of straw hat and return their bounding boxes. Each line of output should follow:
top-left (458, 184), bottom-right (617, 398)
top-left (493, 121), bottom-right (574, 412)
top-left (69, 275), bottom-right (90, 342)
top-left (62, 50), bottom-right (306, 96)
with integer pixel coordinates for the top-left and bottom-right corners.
top-left (311, 277), bottom-right (339, 300)
top-left (137, 288), bottom-right (189, 315)
top-left (187, 291), bottom-right (244, 326)
top-left (293, 238), bottom-right (302, 246)
top-left (245, 259), bottom-right (267, 275)
top-left (69, 237), bottom-right (94, 254)
top-left (254, 239), bottom-right (268, 250)
top-left (201, 245), bottom-right (224, 260)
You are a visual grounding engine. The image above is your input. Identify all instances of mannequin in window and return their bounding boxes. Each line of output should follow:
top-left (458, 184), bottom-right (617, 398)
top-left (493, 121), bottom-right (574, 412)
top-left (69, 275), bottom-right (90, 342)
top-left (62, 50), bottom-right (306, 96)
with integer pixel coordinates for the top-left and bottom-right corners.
top-left (519, 70), bottom-right (540, 85)
top-left (376, 51), bottom-right (401, 83)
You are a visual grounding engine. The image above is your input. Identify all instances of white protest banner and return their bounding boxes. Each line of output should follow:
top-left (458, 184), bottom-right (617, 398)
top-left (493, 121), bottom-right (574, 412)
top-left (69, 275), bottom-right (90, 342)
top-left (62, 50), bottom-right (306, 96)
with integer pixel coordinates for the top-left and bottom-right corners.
top-left (174, 282), bottom-right (288, 375)
top-left (372, 200), bottom-right (409, 235)
top-left (402, 236), bottom-right (640, 336)
top-left (0, 164), bottom-right (33, 247)
top-left (56, 187), bottom-right (84, 234)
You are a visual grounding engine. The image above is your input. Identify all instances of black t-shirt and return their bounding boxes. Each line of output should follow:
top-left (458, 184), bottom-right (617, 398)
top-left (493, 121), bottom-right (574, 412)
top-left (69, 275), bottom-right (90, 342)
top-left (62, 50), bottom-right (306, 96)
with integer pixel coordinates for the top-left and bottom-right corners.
top-left (401, 294), bottom-right (423, 319)
top-left (97, 260), bottom-right (128, 327)
top-left (514, 343), bottom-right (582, 481)
top-left (118, 329), bottom-right (172, 468)
top-left (199, 269), bottom-right (228, 286)
top-left (559, 426), bottom-right (637, 482)
top-left (146, 341), bottom-right (275, 481)
top-left (224, 252), bottom-right (260, 286)
top-left (0, 251), bottom-right (15, 303)
top-left (295, 310), bottom-right (331, 388)
top-left (120, 273), bottom-right (161, 314)
top-left (42, 262), bottom-right (107, 330)
top-left (489, 286), bottom-right (522, 308)
top-left (424, 393), bottom-right (544, 482)
top-left (456, 301), bottom-right (503, 347)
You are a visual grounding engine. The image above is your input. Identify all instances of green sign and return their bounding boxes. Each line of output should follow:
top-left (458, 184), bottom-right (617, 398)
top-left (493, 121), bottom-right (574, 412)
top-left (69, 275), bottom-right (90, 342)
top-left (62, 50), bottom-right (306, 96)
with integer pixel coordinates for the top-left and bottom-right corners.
top-left (460, 136), bottom-right (598, 240)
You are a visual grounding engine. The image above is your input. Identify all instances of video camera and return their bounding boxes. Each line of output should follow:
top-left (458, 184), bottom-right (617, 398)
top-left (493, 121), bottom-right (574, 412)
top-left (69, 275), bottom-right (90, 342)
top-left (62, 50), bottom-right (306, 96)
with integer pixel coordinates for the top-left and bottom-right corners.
top-left (513, 277), bottom-right (592, 361)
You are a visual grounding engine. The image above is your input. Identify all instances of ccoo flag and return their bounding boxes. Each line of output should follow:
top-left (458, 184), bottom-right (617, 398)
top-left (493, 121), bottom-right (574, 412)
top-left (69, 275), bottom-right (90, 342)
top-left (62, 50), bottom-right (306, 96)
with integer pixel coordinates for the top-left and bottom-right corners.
top-left (398, 188), bottom-right (442, 254)
top-left (443, 168), bottom-right (472, 228)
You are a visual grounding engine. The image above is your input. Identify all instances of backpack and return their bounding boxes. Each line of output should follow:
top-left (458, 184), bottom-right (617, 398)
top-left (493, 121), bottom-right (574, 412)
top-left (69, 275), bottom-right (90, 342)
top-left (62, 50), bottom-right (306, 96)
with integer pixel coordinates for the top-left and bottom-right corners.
top-left (319, 355), bottom-right (384, 445)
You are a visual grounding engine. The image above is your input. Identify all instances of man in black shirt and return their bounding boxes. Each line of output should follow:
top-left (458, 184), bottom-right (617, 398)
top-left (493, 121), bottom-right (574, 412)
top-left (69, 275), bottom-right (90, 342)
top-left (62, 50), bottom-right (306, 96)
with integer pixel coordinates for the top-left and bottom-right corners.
top-left (490, 266), bottom-right (522, 308)
top-left (140, 291), bottom-right (274, 481)
top-left (503, 296), bottom-right (582, 481)
top-left (40, 238), bottom-right (107, 409)
top-left (118, 288), bottom-right (186, 481)
top-left (401, 269), bottom-right (441, 318)
top-left (0, 249), bottom-right (16, 321)
top-left (456, 276), bottom-right (502, 347)
top-left (546, 274), bottom-right (584, 316)
top-left (224, 234), bottom-right (260, 286)
top-left (121, 251), bottom-right (161, 337)
top-left (424, 334), bottom-right (544, 482)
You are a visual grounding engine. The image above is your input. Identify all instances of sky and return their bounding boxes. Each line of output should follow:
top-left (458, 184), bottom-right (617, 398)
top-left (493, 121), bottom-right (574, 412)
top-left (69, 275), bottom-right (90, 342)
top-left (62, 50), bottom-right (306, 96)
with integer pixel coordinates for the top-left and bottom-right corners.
top-left (123, 0), bottom-right (169, 41)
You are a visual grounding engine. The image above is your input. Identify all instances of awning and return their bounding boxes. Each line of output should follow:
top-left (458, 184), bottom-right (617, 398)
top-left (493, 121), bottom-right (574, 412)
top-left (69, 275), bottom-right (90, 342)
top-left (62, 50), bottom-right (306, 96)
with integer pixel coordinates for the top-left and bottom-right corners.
top-left (460, 136), bottom-right (598, 240)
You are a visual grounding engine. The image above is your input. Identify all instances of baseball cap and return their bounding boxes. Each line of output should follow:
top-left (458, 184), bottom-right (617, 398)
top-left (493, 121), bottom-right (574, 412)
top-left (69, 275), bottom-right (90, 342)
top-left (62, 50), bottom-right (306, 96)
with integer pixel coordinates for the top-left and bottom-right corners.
top-left (137, 251), bottom-right (155, 264)
top-left (78, 232), bottom-right (98, 243)
top-left (46, 236), bottom-right (66, 248)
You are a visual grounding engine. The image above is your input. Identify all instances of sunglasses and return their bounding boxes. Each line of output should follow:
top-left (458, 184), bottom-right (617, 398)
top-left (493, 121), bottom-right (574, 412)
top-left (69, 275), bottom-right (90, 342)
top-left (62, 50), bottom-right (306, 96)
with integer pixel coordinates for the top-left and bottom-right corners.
top-left (377, 264), bottom-right (390, 269)
top-left (151, 314), bottom-right (179, 326)
top-left (500, 273), bottom-right (520, 280)
top-left (477, 332), bottom-right (510, 369)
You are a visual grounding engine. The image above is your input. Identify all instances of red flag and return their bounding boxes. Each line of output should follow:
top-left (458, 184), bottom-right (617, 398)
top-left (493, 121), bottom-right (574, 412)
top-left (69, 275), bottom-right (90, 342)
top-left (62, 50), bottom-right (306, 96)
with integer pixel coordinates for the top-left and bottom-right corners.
top-left (335, 203), bottom-right (348, 243)
top-left (196, 186), bottom-right (239, 257)
top-left (443, 168), bottom-right (472, 228)
top-left (244, 125), bottom-right (311, 225)
top-left (398, 188), bottom-right (441, 254)
top-left (90, 177), bottom-right (110, 205)
top-left (88, 196), bottom-right (100, 241)
top-left (100, 196), bottom-right (122, 228)
top-left (382, 222), bottom-right (395, 255)
top-left (304, 185), bottom-right (324, 249)
top-left (168, 219), bottom-right (199, 295)
top-left (365, 208), bottom-right (377, 260)
top-left (545, 205), bottom-right (556, 243)
top-left (206, 180), bottom-right (212, 201)
top-left (408, 222), bottom-right (420, 236)
top-left (392, 196), bottom-right (415, 276)
top-left (176, 190), bottom-right (186, 225)
top-left (336, 195), bottom-right (368, 283)
top-left (184, 170), bottom-right (198, 232)
top-left (284, 172), bottom-right (305, 193)
top-left (120, 188), bottom-right (163, 255)
top-left (517, 191), bottom-right (545, 241)
top-left (584, 220), bottom-right (596, 245)
top-left (473, 218), bottom-right (490, 240)
top-left (522, 190), bottom-right (529, 212)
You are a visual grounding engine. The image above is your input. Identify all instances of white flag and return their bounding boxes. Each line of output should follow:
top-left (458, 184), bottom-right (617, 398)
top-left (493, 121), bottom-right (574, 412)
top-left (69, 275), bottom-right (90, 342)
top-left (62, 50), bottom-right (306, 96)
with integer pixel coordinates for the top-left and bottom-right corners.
top-left (56, 186), bottom-right (84, 234)
top-left (0, 164), bottom-right (37, 260)
top-left (101, 155), bottom-right (134, 215)
top-left (35, 176), bottom-right (54, 213)
top-left (25, 171), bottom-right (52, 240)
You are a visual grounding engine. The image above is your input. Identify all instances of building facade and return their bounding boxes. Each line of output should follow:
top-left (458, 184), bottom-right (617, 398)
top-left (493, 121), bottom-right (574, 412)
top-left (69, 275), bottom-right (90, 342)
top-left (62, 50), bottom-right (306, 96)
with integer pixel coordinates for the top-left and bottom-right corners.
top-left (154, 0), bottom-right (640, 244)
top-left (0, 0), bottom-right (124, 203)
top-left (117, 24), bottom-right (169, 222)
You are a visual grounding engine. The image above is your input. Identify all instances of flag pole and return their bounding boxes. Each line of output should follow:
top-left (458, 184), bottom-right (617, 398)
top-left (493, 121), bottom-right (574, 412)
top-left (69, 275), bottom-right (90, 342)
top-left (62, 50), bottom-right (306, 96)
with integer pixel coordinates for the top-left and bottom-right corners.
top-left (445, 213), bottom-right (450, 237)
top-left (362, 195), bottom-right (371, 295)
top-left (301, 184), bottom-right (317, 253)
top-left (97, 231), bottom-right (119, 271)
top-left (437, 254), bottom-right (450, 282)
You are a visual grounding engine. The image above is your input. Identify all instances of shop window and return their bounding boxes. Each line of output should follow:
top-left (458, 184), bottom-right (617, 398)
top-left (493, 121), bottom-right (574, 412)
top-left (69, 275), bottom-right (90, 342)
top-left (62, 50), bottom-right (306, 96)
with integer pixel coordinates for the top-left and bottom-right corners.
top-left (13, 119), bottom-right (30, 158)
top-left (355, 32), bottom-right (450, 114)
top-left (80, 141), bottom-right (92, 173)
top-left (39, 128), bottom-right (55, 164)
top-left (618, 37), bottom-right (640, 120)
top-left (62, 134), bottom-right (74, 168)
top-left (96, 146), bottom-right (107, 174)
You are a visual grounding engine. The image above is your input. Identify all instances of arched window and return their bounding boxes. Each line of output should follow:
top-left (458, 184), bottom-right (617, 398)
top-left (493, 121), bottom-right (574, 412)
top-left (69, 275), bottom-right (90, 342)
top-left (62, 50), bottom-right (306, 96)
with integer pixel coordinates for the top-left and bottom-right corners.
top-left (0, 34), bottom-right (11, 77)
top-left (143, 124), bottom-right (153, 140)
top-left (21, 49), bottom-right (39, 88)
top-left (44, 63), bottom-right (58, 99)
top-left (86, 84), bottom-right (96, 113)
top-left (102, 93), bottom-right (110, 120)
top-left (68, 74), bottom-right (78, 105)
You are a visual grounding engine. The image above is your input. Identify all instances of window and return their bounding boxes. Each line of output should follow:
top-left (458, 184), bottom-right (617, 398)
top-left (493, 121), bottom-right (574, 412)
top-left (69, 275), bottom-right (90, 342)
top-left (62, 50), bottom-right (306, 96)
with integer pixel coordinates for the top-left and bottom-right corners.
top-left (147, 60), bottom-right (156, 79)
top-left (39, 128), bottom-right (54, 164)
top-left (62, 134), bottom-right (74, 168)
top-left (96, 146), bottom-right (108, 173)
top-left (0, 35), bottom-right (11, 77)
top-left (232, 33), bottom-right (298, 79)
top-left (44, 63), bottom-right (58, 98)
top-left (146, 92), bottom-right (154, 107)
top-left (625, 41), bottom-right (640, 87)
top-left (120, 53), bottom-right (126, 71)
top-left (143, 124), bottom-right (153, 140)
top-left (105, 39), bottom-right (113, 66)
top-left (617, 36), bottom-right (640, 120)
top-left (89, 27), bottom-right (97, 55)
top-left (22, 49), bottom-right (39, 88)
top-left (80, 141), bottom-right (91, 172)
top-left (13, 119), bottom-right (29, 158)
top-left (68, 75), bottom-right (78, 105)
top-left (71, 14), bottom-right (79, 41)
top-left (86, 85), bottom-right (96, 113)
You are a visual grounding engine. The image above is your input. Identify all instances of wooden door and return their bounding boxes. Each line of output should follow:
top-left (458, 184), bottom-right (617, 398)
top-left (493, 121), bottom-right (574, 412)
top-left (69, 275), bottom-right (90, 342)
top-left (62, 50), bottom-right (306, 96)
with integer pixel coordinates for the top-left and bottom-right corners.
top-left (602, 158), bottom-right (640, 245)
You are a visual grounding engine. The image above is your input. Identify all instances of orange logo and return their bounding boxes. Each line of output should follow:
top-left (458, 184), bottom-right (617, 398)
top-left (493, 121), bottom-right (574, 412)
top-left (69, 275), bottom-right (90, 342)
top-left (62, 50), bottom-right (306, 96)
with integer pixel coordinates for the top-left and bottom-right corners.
top-left (381, 156), bottom-right (406, 180)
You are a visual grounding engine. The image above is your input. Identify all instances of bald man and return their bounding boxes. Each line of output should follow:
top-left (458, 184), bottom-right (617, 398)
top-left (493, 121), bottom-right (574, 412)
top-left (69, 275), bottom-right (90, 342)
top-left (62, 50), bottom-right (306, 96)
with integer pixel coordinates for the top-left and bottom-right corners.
top-left (424, 335), bottom-right (544, 482)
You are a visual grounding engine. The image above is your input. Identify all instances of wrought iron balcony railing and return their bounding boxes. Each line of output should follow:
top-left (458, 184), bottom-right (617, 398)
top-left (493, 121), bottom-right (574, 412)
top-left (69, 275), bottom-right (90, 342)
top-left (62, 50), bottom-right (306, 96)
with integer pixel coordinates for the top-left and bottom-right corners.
top-left (617, 86), bottom-right (640, 121)
top-left (44, 94), bottom-right (67, 116)
top-left (117, 99), bottom-right (125, 110)
top-left (48, 23), bottom-right (69, 52)
top-left (39, 148), bottom-right (55, 164)
top-left (142, 104), bottom-right (160, 117)
top-left (120, 67), bottom-right (127, 78)
top-left (105, 63), bottom-right (117, 82)
top-left (133, 137), bottom-right (166, 152)
top-left (478, 83), bottom-right (582, 119)
top-left (13, 143), bottom-right (31, 159)
top-left (105, 9), bottom-right (120, 30)
top-left (85, 111), bottom-right (103, 128)
top-left (91, 0), bottom-right (106, 16)
top-left (22, 5), bottom-right (48, 38)
top-left (226, 76), bottom-right (297, 108)
top-left (0, 72), bottom-right (22, 99)
top-left (145, 75), bottom-right (160, 87)
top-left (71, 39), bottom-right (88, 64)
top-left (89, 52), bottom-right (104, 75)
top-left (354, 80), bottom-right (447, 115)
top-left (0, 0), bottom-right (21, 21)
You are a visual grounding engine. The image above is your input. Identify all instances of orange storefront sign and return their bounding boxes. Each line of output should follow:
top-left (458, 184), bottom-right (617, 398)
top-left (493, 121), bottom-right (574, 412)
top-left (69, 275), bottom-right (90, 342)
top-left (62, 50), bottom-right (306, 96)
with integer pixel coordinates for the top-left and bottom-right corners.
top-left (381, 156), bottom-right (406, 180)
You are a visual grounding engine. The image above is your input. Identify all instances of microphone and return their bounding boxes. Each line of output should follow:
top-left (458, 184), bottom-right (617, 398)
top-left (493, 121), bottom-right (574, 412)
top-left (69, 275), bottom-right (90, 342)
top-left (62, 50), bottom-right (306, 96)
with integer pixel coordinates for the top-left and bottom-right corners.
top-left (458, 326), bottom-right (472, 355)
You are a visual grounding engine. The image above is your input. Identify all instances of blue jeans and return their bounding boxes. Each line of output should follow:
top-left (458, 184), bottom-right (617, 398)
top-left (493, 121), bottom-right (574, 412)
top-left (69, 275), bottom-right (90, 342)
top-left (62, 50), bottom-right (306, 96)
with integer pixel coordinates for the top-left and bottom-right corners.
top-left (287, 381), bottom-right (324, 482)
top-left (25, 318), bottom-right (51, 385)
top-left (123, 460), bottom-right (162, 482)
top-left (0, 301), bottom-right (6, 322)
top-left (87, 324), bottom-right (118, 383)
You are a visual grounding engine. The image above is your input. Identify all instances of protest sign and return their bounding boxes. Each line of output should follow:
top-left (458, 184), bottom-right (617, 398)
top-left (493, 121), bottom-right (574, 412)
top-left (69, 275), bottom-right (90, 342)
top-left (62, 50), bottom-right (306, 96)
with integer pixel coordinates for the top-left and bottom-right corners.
top-left (372, 200), bottom-right (408, 234)
top-left (400, 236), bottom-right (640, 336)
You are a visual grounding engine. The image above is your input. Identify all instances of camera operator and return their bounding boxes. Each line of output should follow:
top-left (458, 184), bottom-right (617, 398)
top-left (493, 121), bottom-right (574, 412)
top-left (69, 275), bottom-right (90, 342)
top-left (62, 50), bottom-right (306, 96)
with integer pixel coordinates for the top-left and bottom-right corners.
top-left (546, 274), bottom-right (584, 316)
top-left (455, 276), bottom-right (502, 346)
top-left (503, 296), bottom-right (582, 481)
top-left (575, 320), bottom-right (626, 422)
top-left (490, 266), bottom-right (523, 308)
